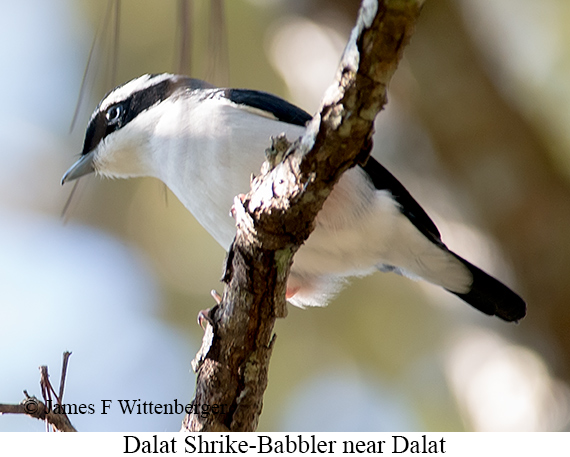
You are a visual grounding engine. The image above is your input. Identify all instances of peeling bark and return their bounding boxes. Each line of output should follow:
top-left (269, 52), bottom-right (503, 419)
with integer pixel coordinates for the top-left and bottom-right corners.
top-left (182, 0), bottom-right (424, 432)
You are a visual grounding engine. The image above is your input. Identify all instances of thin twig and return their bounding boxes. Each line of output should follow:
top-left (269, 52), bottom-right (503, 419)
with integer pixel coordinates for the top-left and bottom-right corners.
top-left (177, 0), bottom-right (193, 75)
top-left (58, 351), bottom-right (72, 403)
top-left (108, 0), bottom-right (121, 87)
top-left (69, 0), bottom-right (116, 132)
top-left (0, 353), bottom-right (77, 432)
top-left (207, 0), bottom-right (229, 85)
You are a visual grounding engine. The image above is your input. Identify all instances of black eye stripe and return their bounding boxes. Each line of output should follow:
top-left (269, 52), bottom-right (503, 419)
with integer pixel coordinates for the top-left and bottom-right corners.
top-left (121, 79), bottom-right (172, 125)
top-left (82, 110), bottom-right (106, 156)
top-left (105, 104), bottom-right (123, 124)
top-left (104, 103), bottom-right (125, 138)
top-left (81, 78), bottom-right (175, 156)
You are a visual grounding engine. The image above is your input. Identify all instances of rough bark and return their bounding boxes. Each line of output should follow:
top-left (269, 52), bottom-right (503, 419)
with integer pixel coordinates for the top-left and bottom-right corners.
top-left (182, 0), bottom-right (424, 432)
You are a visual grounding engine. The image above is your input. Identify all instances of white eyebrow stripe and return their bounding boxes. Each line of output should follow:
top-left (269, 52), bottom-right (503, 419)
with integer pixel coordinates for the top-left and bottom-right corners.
top-left (100, 73), bottom-right (175, 109)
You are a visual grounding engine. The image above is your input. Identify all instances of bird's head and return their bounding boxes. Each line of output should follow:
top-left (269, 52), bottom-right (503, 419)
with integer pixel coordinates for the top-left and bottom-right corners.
top-left (62, 73), bottom-right (212, 184)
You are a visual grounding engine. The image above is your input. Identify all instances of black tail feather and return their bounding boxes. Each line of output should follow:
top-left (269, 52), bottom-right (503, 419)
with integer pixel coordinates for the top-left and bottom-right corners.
top-left (447, 254), bottom-right (526, 322)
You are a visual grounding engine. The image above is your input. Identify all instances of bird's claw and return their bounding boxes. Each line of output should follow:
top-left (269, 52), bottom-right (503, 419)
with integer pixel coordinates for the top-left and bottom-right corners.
top-left (197, 308), bottom-right (212, 330)
top-left (210, 289), bottom-right (222, 304)
top-left (197, 290), bottom-right (223, 329)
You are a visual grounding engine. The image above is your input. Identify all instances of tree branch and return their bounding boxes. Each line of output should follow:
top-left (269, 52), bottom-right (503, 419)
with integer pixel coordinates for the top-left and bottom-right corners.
top-left (0, 352), bottom-right (77, 432)
top-left (182, 0), bottom-right (424, 432)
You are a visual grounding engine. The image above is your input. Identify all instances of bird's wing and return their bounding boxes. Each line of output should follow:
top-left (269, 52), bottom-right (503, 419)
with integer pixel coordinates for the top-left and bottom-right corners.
top-left (361, 157), bottom-right (443, 245)
top-left (222, 89), bottom-right (442, 244)
top-left (221, 89), bottom-right (527, 320)
top-left (222, 89), bottom-right (313, 127)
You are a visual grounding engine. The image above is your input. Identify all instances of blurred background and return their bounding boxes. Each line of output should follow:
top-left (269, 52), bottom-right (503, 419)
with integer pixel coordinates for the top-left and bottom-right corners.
top-left (1, 0), bottom-right (570, 432)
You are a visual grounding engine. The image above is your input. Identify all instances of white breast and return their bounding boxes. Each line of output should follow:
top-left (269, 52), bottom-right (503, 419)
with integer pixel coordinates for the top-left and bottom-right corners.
top-left (145, 95), bottom-right (470, 307)
top-left (149, 95), bottom-right (306, 249)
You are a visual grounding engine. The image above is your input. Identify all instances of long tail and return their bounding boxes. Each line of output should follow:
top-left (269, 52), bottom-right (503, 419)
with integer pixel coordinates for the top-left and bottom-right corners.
top-left (447, 253), bottom-right (526, 322)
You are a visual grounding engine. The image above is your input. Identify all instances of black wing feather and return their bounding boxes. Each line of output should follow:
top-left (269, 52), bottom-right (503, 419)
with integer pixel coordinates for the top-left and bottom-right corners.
top-left (223, 88), bottom-right (526, 322)
top-left (361, 157), bottom-right (443, 244)
top-left (224, 88), bottom-right (442, 242)
top-left (223, 89), bottom-right (312, 127)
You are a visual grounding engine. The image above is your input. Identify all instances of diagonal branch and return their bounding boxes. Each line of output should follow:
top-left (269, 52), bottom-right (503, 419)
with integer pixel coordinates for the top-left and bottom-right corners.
top-left (182, 0), bottom-right (424, 432)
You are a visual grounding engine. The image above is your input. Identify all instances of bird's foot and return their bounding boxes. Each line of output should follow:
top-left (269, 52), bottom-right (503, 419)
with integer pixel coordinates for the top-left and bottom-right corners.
top-left (196, 290), bottom-right (223, 329)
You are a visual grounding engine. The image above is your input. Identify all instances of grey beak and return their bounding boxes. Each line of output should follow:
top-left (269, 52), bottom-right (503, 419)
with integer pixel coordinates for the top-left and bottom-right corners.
top-left (61, 152), bottom-right (95, 185)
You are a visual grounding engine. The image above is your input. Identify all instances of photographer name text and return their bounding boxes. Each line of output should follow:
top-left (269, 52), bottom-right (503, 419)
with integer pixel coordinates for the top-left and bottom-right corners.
top-left (36, 399), bottom-right (225, 418)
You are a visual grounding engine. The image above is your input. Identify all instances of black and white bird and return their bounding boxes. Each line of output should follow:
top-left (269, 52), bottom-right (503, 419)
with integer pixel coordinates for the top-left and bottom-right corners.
top-left (62, 73), bottom-right (526, 322)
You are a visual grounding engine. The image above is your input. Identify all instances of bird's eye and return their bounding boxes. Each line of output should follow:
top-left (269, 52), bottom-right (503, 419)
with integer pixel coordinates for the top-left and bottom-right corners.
top-left (106, 104), bottom-right (123, 125)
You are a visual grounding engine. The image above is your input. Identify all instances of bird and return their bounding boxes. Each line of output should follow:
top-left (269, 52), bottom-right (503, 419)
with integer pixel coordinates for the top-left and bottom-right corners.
top-left (62, 73), bottom-right (526, 322)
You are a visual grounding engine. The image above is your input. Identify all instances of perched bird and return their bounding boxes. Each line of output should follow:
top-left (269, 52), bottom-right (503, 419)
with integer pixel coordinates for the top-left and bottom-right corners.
top-left (62, 73), bottom-right (526, 322)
